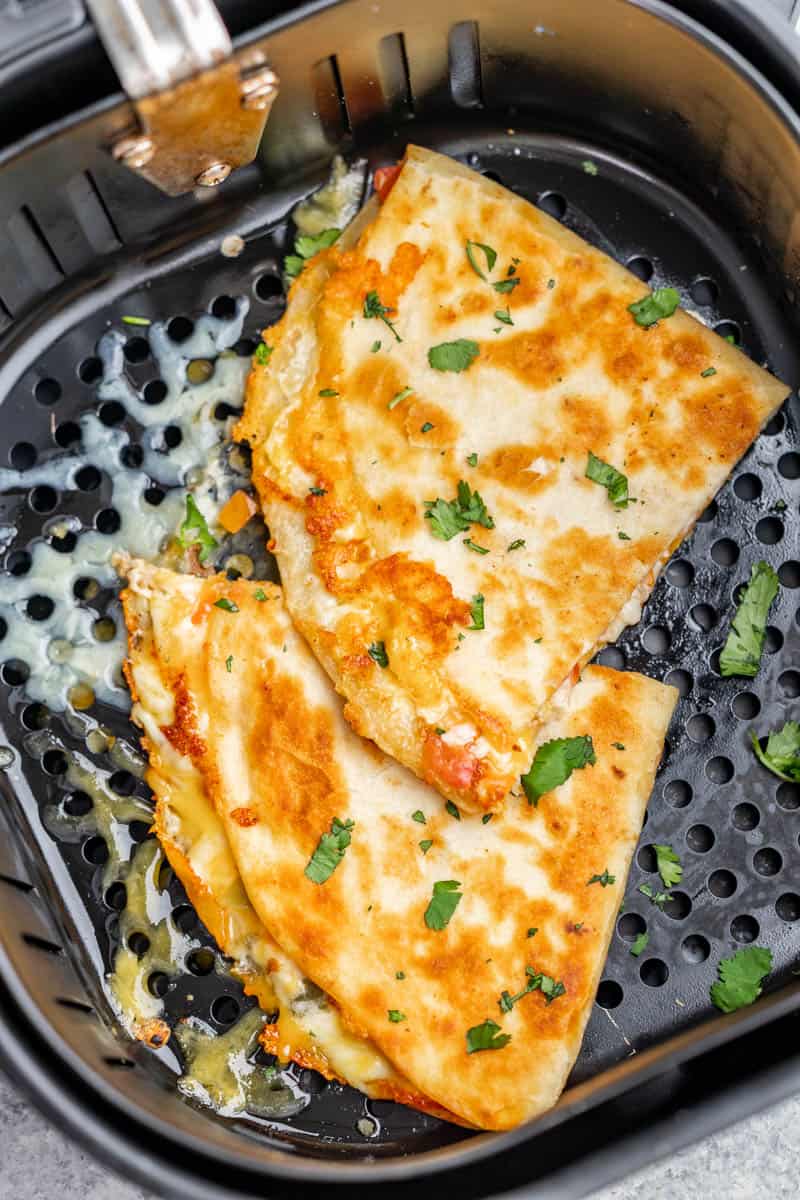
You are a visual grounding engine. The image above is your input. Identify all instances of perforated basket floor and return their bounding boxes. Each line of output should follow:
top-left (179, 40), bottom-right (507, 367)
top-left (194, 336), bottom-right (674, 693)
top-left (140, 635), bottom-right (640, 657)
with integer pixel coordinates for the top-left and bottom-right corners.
top-left (0, 128), bottom-right (798, 1157)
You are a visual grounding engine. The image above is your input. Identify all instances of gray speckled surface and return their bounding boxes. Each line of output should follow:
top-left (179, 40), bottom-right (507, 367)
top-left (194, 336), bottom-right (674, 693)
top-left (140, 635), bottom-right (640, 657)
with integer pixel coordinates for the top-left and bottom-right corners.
top-left (1, 1063), bottom-right (798, 1200)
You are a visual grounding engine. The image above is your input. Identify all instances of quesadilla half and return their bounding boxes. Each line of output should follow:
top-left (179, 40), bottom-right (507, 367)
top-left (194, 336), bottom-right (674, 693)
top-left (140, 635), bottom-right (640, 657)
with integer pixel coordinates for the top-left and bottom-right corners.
top-left (237, 144), bottom-right (787, 813)
top-left (119, 557), bottom-right (460, 1120)
top-left (122, 559), bottom-right (677, 1130)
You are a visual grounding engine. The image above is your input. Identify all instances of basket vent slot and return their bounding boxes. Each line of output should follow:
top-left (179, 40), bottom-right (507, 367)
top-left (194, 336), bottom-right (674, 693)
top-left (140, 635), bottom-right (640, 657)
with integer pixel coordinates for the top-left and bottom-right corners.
top-left (312, 54), bottom-right (352, 146)
top-left (379, 32), bottom-right (415, 119)
top-left (21, 932), bottom-right (63, 956)
top-left (448, 21), bottom-right (483, 109)
top-left (0, 872), bottom-right (34, 894)
top-left (0, 207), bottom-right (64, 316)
top-left (56, 997), bottom-right (95, 1016)
top-left (65, 172), bottom-right (122, 255)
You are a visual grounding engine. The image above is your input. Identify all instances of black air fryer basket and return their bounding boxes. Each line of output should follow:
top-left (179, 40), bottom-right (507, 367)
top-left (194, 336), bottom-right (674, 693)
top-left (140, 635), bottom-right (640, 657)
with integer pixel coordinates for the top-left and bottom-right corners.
top-left (0, 1), bottom-right (799, 1196)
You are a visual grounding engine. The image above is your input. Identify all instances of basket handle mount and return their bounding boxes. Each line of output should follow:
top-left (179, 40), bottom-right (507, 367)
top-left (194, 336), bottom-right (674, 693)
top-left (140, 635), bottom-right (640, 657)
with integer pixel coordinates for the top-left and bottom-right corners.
top-left (85, 0), bottom-right (278, 196)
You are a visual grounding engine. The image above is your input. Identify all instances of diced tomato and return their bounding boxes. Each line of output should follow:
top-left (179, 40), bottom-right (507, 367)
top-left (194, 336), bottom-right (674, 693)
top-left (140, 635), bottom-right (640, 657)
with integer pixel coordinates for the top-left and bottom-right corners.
top-left (422, 732), bottom-right (479, 794)
top-left (218, 489), bottom-right (257, 534)
top-left (374, 163), bottom-right (403, 203)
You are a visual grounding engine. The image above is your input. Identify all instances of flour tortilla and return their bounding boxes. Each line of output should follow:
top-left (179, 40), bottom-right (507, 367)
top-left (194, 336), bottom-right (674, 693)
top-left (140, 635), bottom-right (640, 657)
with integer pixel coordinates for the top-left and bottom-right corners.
top-left (237, 143), bottom-right (787, 813)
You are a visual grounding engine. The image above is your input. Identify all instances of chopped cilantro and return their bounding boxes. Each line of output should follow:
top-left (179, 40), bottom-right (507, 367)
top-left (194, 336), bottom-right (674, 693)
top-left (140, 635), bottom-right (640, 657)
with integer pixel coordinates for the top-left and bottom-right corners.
top-left (284, 254), bottom-right (304, 278)
top-left (370, 340), bottom-right (382, 353)
top-left (424, 879), bottom-right (462, 930)
top-left (434, 727), bottom-right (446, 736)
top-left (420, 422), bottom-right (434, 433)
top-left (582, 160), bottom-right (598, 175)
top-left (630, 931), bottom-right (649, 957)
top-left (309, 486), bottom-right (327, 496)
top-left (507, 538), bottom-right (526, 551)
top-left (428, 338), bottom-right (480, 372)
top-left (388, 386), bottom-right (414, 410)
top-left (725, 333), bottom-right (737, 344)
top-left (547, 278), bottom-right (556, 289)
top-left (653, 843), bottom-right (683, 889)
top-left (318, 388), bottom-right (339, 397)
top-left (213, 598), bottom-right (239, 613)
top-left (466, 452), bottom-right (479, 467)
top-left (304, 817), bottom-right (354, 884)
top-left (494, 307), bottom-right (513, 326)
top-left (482, 813), bottom-right (493, 825)
top-left (628, 286), bottom-right (681, 328)
top-left (710, 946), bottom-right (772, 1013)
top-left (750, 721), bottom-right (800, 782)
top-left (178, 494), bottom-right (218, 563)
top-left (253, 341), bottom-right (273, 365)
top-left (499, 965), bottom-right (566, 1012)
top-left (618, 531), bottom-right (631, 540)
top-left (284, 227), bottom-right (340, 278)
top-left (368, 640), bottom-right (389, 668)
top-left (424, 480), bottom-right (494, 540)
top-left (445, 800), bottom-right (461, 821)
top-left (720, 561), bottom-right (779, 677)
top-left (526, 927), bottom-right (538, 938)
top-left (586, 451), bottom-right (630, 508)
top-left (492, 276), bottom-right (520, 294)
top-left (465, 240), bottom-right (497, 280)
top-left (412, 810), bottom-right (426, 824)
top-left (387, 1009), bottom-right (406, 1023)
top-left (466, 1019), bottom-right (511, 1054)
top-left (639, 882), bottom-right (669, 909)
top-left (521, 735), bottom-right (596, 806)
top-left (701, 366), bottom-right (717, 378)
top-left (573, 922), bottom-right (583, 932)
top-left (225, 655), bottom-right (233, 673)
top-left (587, 869), bottom-right (616, 887)
top-left (395, 971), bottom-right (405, 980)
top-left (254, 588), bottom-right (268, 601)
top-left (419, 839), bottom-right (433, 854)
top-left (121, 315), bottom-right (151, 326)
top-left (612, 742), bottom-right (626, 751)
top-left (463, 537), bottom-right (489, 554)
top-left (468, 593), bottom-right (485, 630)
top-left (363, 290), bottom-right (402, 342)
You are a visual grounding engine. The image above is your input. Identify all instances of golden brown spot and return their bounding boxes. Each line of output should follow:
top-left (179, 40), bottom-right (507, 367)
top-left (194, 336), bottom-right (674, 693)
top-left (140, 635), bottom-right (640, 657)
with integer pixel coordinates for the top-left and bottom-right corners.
top-left (160, 676), bottom-right (205, 765)
top-left (230, 807), bottom-right (259, 827)
top-left (483, 328), bottom-right (564, 389)
top-left (482, 444), bottom-right (559, 496)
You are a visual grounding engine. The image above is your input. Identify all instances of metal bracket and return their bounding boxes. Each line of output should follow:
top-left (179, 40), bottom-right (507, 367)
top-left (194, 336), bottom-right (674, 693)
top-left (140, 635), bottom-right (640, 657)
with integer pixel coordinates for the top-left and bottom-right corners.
top-left (85, 0), bottom-right (278, 197)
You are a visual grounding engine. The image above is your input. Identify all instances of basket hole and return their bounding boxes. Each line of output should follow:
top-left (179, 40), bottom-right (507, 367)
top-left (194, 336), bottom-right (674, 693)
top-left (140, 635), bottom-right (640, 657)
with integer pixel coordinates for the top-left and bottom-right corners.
top-left (708, 868), bottom-right (737, 898)
top-left (75, 465), bottom-right (101, 491)
top-left (617, 912), bottom-right (646, 941)
top-left (0, 617), bottom-right (6, 643)
top-left (187, 359), bottom-right (214, 386)
top-left (143, 379), bottom-right (167, 405)
top-left (732, 802), bottom-right (760, 830)
top-left (711, 538), bottom-right (739, 567)
top-left (104, 882), bottom-right (127, 911)
top-left (778, 560), bottom-right (800, 588)
top-left (21, 702), bottom-right (48, 731)
top-left (82, 836), bottom-right (108, 865)
top-left (755, 516), bottom-right (783, 545)
top-left (681, 933), bottom-right (710, 963)
top-left (664, 779), bottom-right (692, 808)
top-left (686, 823), bottom-right (715, 852)
top-left (687, 713), bottom-right (715, 742)
top-left (778, 669), bottom-right (800, 698)
top-left (120, 444), bottom-right (144, 470)
top-left (78, 357), bottom-right (102, 384)
top-left (144, 486), bottom-right (166, 507)
top-left (148, 971), bottom-right (170, 998)
top-left (50, 530), bottom-right (77, 554)
top-left (26, 595), bottom-right (54, 623)
top-left (234, 337), bottom-right (256, 357)
top-left (639, 958), bottom-right (668, 987)
top-left (665, 558), bottom-right (694, 587)
top-left (689, 603), bottom-right (717, 632)
top-left (595, 979), bottom-right (623, 1009)
top-left (763, 411), bottom-right (785, 436)
top-left (626, 256), bottom-right (654, 282)
top-left (776, 893), bottom-right (800, 922)
top-left (211, 995), bottom-right (241, 1025)
top-left (2, 659), bottom-right (30, 686)
top-left (10, 441), bottom-right (37, 469)
top-left (129, 820), bottom-right (151, 844)
top-left (7, 549), bottom-right (32, 576)
top-left (73, 577), bottom-right (100, 602)
top-left (690, 276), bottom-right (718, 305)
top-left (41, 748), bottom-right (67, 775)
top-left (776, 783), bottom-right (799, 811)
top-left (186, 948), bottom-right (215, 976)
top-left (778, 451), bottom-right (799, 479)
top-left (64, 790), bottom-right (91, 816)
top-left (664, 668), bottom-right (692, 698)
top-left (214, 402), bottom-right (239, 421)
top-left (636, 844), bottom-right (657, 872)
top-left (642, 625), bottom-right (670, 655)
top-left (96, 508), bottom-right (121, 535)
top-left (109, 769), bottom-right (136, 796)
top-left (713, 319), bottom-right (739, 344)
top-left (730, 914), bottom-right (759, 943)
top-left (21, 933), bottom-right (62, 956)
top-left (55, 421), bottom-right (81, 448)
top-left (663, 891), bottom-right (691, 920)
top-left (753, 847), bottom-right (782, 876)
top-left (162, 424), bottom-right (183, 449)
top-left (697, 499), bottom-right (717, 523)
top-left (99, 401), bottom-right (125, 427)
top-left (764, 626), bottom-right (783, 654)
top-left (167, 316), bottom-right (194, 343)
top-left (705, 755), bottom-right (733, 784)
top-left (537, 191), bottom-right (567, 220)
top-left (172, 904), bottom-right (196, 934)
top-left (123, 337), bottom-right (149, 364)
top-left (254, 273), bottom-right (283, 302)
top-left (35, 377), bottom-right (62, 404)
top-left (29, 485), bottom-right (58, 514)
top-left (596, 646), bottom-right (625, 669)
top-left (128, 931), bottom-right (150, 957)
top-left (211, 295), bottom-right (237, 319)
top-left (732, 691), bottom-right (760, 719)
top-left (733, 473), bottom-right (761, 501)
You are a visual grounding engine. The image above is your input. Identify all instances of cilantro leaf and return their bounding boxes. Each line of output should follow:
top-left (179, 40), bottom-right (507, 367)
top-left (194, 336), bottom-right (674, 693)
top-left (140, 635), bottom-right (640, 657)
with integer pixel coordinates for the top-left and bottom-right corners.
top-left (639, 882), bottom-right (669, 908)
top-left (304, 817), bottom-right (354, 884)
top-left (653, 843), bottom-right (683, 889)
top-left (254, 588), bottom-right (268, 601)
top-left (309, 486), bottom-right (327, 496)
top-left (492, 277), bottom-right (520, 294)
top-left (507, 538), bottom-right (526, 551)
top-left (445, 799), bottom-right (461, 821)
top-left (628, 286), bottom-right (681, 327)
top-left (720, 561), bottom-right (779, 677)
top-left (284, 254), bottom-right (305, 278)
top-left (499, 965), bottom-right (566, 1013)
top-left (424, 480), bottom-right (494, 540)
top-left (363, 290), bottom-right (402, 342)
top-left (701, 366), bottom-right (717, 378)
top-left (494, 307), bottom-right (513, 326)
top-left (213, 598), bottom-right (239, 613)
top-left (521, 735), bottom-right (596, 805)
top-left (388, 386), bottom-right (414, 410)
top-left (582, 160), bottom-right (598, 175)
top-left (527, 927), bottom-right (538, 938)
top-left (225, 655), bottom-right (233, 673)
top-left (396, 971), bottom-right (405, 980)
top-left (585, 451), bottom-right (630, 508)
top-left (750, 722), bottom-right (800, 782)
top-left (463, 537), bottom-right (489, 554)
top-left (253, 341), bottom-right (273, 365)
top-left (482, 813), bottom-right (493, 825)
top-left (179, 495), bottom-right (218, 563)
top-left (468, 593), bottom-right (485, 630)
top-left (428, 339), bottom-right (480, 372)
top-left (419, 839), bottom-right (433, 854)
top-left (710, 945), bottom-right (772, 1013)
top-left (466, 1019), bottom-right (511, 1053)
top-left (465, 240), bottom-right (497, 279)
top-left (587, 869), bottom-right (616, 887)
top-left (319, 388), bottom-right (339, 397)
top-left (387, 1009), bottom-right (406, 1022)
top-left (283, 227), bottom-right (340, 280)
top-left (371, 340), bottom-right (382, 353)
top-left (466, 452), bottom-right (479, 467)
top-left (420, 422), bottom-right (434, 433)
top-left (630, 931), bottom-right (649, 957)
top-left (412, 810), bottom-right (426, 824)
top-left (368, 641), bottom-right (389, 669)
top-left (424, 880), bottom-right (462, 930)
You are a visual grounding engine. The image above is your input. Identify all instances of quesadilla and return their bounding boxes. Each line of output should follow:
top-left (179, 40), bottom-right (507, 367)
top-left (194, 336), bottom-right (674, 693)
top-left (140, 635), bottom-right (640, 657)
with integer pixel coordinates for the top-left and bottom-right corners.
top-left (237, 144), bottom-right (787, 813)
top-left (121, 558), bottom-right (677, 1130)
top-left (119, 556), bottom-right (459, 1120)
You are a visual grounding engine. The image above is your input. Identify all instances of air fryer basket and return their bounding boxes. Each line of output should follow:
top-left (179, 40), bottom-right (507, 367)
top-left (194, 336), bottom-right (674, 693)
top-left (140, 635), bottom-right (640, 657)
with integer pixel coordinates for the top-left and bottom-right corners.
top-left (0, 0), bottom-right (799, 1196)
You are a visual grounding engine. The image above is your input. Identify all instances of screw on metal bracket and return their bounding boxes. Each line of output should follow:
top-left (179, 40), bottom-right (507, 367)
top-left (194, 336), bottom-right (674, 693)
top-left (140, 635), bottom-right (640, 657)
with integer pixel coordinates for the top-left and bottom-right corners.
top-left (195, 162), bottom-right (233, 187)
top-left (112, 135), bottom-right (155, 169)
top-left (240, 67), bottom-right (279, 111)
